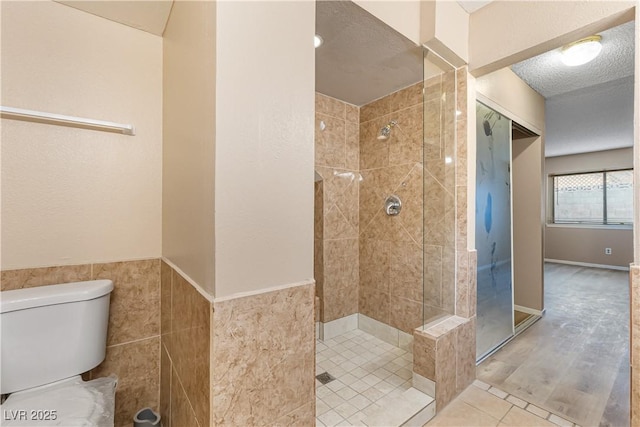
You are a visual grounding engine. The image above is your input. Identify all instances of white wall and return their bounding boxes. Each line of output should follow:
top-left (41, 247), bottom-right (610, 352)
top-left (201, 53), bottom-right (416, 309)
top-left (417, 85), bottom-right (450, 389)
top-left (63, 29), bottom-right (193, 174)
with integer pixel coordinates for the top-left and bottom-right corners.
top-left (634, 6), bottom-right (639, 266)
top-left (421, 1), bottom-right (469, 66)
top-left (214, 1), bottom-right (315, 298)
top-left (354, 0), bottom-right (421, 45)
top-left (163, 1), bottom-right (216, 295)
top-left (476, 68), bottom-right (544, 133)
top-left (1, 1), bottom-right (162, 269)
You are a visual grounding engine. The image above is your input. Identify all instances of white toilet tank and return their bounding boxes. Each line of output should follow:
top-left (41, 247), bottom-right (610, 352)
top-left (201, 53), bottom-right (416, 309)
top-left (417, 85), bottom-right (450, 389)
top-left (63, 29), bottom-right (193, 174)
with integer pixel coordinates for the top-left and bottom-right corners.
top-left (0, 280), bottom-right (114, 394)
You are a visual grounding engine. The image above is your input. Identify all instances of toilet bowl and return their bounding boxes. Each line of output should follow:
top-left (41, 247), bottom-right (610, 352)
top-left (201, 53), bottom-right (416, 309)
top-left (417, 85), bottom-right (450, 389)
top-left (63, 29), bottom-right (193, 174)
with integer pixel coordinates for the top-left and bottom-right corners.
top-left (0, 280), bottom-right (116, 426)
top-left (1, 375), bottom-right (117, 426)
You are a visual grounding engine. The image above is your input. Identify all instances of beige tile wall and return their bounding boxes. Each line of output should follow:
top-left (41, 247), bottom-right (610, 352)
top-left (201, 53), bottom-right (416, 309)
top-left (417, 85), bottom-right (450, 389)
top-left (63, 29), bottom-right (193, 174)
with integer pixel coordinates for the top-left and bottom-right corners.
top-left (211, 282), bottom-right (316, 426)
top-left (314, 179), bottom-right (325, 320)
top-left (413, 316), bottom-right (476, 411)
top-left (423, 70), bottom-right (458, 323)
top-left (453, 69), bottom-right (476, 320)
top-left (1, 259), bottom-right (161, 427)
top-left (315, 93), bottom-right (360, 323)
top-left (159, 261), bottom-right (211, 427)
top-left (358, 82), bottom-right (426, 334)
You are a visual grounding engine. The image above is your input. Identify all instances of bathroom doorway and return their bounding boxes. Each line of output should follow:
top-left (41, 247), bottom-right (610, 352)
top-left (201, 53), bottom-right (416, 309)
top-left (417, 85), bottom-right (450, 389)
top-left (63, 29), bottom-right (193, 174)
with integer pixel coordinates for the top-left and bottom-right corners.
top-left (474, 17), bottom-right (634, 426)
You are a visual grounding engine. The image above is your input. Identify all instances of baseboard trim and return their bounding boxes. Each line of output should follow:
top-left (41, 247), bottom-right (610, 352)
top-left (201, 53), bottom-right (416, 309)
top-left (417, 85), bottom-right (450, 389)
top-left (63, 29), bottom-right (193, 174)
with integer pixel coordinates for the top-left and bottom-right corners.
top-left (514, 305), bottom-right (545, 317)
top-left (319, 313), bottom-right (358, 340)
top-left (545, 258), bottom-right (630, 271)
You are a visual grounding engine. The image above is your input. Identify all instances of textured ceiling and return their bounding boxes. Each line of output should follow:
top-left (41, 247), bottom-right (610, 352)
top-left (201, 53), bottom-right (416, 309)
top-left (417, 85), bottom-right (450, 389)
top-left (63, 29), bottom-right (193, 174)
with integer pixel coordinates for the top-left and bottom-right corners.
top-left (511, 20), bottom-right (635, 157)
top-left (456, 1), bottom-right (493, 14)
top-left (55, 0), bottom-right (173, 36)
top-left (545, 76), bottom-right (634, 157)
top-left (511, 21), bottom-right (635, 99)
top-left (315, 1), bottom-right (423, 106)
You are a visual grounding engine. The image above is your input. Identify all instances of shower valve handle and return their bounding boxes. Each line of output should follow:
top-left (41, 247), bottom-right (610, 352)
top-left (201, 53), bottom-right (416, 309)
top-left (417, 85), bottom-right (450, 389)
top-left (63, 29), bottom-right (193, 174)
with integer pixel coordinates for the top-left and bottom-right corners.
top-left (385, 195), bottom-right (402, 216)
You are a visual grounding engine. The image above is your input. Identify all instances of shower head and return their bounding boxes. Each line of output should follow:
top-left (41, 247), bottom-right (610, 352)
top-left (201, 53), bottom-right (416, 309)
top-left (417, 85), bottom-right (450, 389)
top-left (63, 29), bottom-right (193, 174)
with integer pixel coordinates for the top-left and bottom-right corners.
top-left (377, 120), bottom-right (398, 140)
top-left (483, 120), bottom-right (492, 136)
top-left (482, 111), bottom-right (502, 136)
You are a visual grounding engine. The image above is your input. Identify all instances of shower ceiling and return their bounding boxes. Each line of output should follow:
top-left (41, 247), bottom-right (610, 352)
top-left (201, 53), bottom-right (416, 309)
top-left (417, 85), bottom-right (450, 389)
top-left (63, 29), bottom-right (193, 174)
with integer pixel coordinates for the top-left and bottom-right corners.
top-left (315, 1), bottom-right (423, 106)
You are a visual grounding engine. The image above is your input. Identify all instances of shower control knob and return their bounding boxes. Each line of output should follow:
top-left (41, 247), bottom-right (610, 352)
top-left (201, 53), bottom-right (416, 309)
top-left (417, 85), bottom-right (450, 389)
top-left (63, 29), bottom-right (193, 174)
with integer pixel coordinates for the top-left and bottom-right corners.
top-left (385, 195), bottom-right (402, 216)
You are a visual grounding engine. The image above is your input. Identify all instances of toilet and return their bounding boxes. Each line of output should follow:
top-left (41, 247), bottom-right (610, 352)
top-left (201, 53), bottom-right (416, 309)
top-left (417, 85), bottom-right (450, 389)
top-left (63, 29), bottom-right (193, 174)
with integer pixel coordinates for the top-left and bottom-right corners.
top-left (0, 280), bottom-right (117, 426)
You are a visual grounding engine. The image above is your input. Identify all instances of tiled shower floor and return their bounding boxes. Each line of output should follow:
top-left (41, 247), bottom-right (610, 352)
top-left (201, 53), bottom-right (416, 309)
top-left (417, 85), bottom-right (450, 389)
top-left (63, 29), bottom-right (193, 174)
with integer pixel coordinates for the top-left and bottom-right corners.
top-left (315, 329), bottom-right (415, 426)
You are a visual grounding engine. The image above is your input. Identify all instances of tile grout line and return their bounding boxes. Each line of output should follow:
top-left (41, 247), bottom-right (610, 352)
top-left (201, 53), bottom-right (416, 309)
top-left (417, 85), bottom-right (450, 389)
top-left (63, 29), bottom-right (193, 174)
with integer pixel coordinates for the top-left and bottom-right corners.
top-left (481, 382), bottom-right (577, 427)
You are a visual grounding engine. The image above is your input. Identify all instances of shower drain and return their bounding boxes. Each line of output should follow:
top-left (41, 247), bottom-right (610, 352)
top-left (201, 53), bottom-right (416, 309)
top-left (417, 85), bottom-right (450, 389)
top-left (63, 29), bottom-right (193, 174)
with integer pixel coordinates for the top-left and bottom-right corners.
top-left (315, 372), bottom-right (336, 385)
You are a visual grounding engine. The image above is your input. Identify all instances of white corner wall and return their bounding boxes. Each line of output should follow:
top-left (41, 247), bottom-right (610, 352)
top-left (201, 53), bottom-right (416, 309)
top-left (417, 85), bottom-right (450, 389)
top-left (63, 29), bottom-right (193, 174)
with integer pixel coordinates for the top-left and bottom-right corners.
top-left (162, 1), bottom-right (216, 295)
top-left (354, 0), bottom-right (421, 45)
top-left (422, 1), bottom-right (469, 66)
top-left (1, 1), bottom-right (162, 269)
top-left (214, 1), bottom-right (315, 297)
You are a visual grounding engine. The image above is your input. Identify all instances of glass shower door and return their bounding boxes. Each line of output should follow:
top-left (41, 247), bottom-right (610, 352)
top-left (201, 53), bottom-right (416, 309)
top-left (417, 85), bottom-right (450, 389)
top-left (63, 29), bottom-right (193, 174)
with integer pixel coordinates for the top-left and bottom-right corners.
top-left (475, 101), bottom-right (514, 361)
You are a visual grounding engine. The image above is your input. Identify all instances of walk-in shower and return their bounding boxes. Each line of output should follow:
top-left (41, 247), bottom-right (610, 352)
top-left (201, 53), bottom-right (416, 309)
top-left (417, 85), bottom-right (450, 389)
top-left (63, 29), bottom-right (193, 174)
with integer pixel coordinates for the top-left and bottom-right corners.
top-left (313, 1), bottom-right (459, 424)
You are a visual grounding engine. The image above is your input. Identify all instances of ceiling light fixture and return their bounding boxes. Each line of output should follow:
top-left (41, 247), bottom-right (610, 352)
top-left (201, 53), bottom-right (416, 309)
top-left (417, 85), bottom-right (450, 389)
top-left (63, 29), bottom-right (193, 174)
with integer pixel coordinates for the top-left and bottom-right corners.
top-left (314, 35), bottom-right (323, 48)
top-left (561, 35), bottom-right (602, 66)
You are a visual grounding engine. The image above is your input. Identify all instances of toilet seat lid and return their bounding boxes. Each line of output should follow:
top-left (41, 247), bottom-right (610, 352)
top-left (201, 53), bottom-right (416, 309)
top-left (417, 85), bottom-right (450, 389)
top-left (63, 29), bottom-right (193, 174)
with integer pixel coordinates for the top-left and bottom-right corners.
top-left (0, 376), bottom-right (117, 426)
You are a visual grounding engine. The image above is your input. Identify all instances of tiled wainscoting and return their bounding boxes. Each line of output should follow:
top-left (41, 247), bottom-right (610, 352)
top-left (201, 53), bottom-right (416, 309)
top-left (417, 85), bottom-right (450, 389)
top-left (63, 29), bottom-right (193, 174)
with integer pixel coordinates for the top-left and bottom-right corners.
top-left (211, 282), bottom-right (316, 426)
top-left (1, 260), bottom-right (161, 427)
top-left (160, 261), bottom-right (211, 427)
top-left (1, 261), bottom-right (316, 427)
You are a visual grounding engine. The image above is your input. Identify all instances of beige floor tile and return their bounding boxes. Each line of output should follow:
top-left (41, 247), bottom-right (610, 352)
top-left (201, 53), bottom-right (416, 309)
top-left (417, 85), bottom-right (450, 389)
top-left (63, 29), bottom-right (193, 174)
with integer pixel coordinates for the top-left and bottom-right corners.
top-left (459, 385), bottom-right (513, 420)
top-left (548, 413), bottom-right (573, 427)
top-left (500, 407), bottom-right (555, 427)
top-left (426, 400), bottom-right (500, 427)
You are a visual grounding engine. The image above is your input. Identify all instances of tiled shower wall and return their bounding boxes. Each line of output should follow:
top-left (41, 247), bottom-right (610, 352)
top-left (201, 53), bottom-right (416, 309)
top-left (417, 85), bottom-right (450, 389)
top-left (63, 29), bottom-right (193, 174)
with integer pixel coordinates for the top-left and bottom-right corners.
top-left (1, 260), bottom-right (161, 427)
top-left (409, 67), bottom-right (476, 412)
top-left (422, 71), bottom-right (457, 323)
top-left (358, 82), bottom-right (426, 334)
top-left (315, 78), bottom-right (460, 335)
top-left (453, 69), bottom-right (477, 320)
top-left (314, 93), bottom-right (360, 323)
top-left (159, 261), bottom-right (211, 427)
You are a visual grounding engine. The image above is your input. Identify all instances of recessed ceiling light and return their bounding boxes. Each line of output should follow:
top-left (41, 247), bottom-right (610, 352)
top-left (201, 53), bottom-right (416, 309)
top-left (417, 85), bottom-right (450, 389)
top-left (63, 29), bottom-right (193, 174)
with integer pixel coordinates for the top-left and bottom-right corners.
top-left (561, 35), bottom-right (602, 66)
top-left (314, 35), bottom-right (323, 48)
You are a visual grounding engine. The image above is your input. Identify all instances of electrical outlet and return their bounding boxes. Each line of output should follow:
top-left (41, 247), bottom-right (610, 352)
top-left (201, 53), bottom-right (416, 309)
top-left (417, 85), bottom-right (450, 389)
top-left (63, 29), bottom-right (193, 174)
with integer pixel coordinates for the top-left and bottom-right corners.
top-left (605, 248), bottom-right (612, 255)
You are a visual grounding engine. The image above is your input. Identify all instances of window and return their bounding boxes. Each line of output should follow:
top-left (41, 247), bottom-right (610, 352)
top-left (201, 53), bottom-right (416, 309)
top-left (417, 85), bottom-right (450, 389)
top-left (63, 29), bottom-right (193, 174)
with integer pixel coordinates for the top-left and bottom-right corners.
top-left (552, 169), bottom-right (633, 225)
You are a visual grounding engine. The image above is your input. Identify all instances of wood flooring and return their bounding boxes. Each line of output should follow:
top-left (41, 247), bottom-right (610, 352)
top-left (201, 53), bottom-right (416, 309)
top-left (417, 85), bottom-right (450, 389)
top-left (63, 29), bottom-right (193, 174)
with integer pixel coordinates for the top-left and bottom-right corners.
top-left (477, 263), bottom-right (629, 427)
